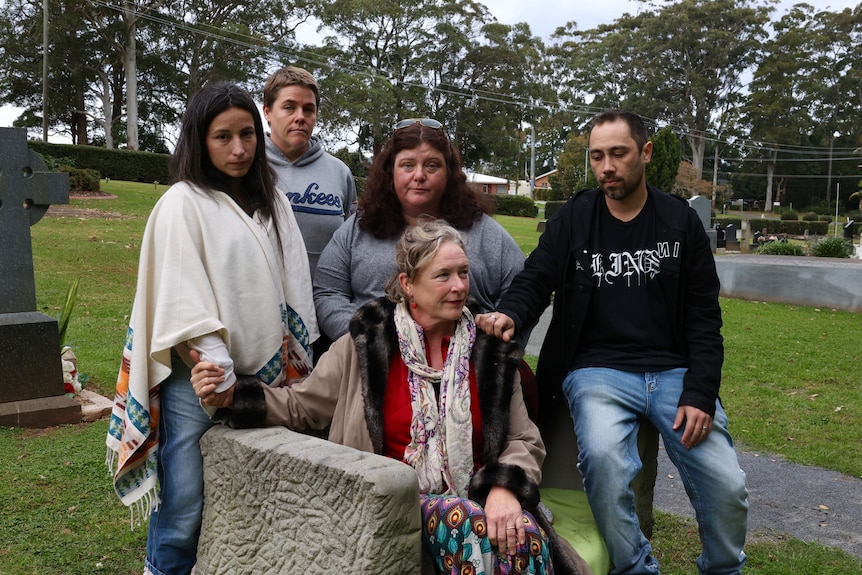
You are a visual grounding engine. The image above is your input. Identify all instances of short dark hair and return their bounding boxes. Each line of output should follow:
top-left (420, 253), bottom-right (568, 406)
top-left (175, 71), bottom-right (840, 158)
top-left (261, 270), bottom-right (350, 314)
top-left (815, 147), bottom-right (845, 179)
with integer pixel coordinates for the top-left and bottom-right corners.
top-left (358, 122), bottom-right (491, 239)
top-left (590, 109), bottom-right (649, 151)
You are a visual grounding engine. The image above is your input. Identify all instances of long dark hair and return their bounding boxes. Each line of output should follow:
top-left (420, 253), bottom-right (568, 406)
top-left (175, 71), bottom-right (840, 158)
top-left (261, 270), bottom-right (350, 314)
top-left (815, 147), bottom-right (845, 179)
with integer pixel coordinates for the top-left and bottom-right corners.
top-left (358, 122), bottom-right (491, 239)
top-left (171, 81), bottom-right (280, 226)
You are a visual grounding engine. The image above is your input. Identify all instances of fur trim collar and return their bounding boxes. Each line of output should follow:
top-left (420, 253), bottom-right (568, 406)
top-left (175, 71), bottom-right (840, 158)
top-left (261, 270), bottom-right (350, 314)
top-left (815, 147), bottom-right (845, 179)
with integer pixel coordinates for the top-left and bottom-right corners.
top-left (350, 297), bottom-right (523, 459)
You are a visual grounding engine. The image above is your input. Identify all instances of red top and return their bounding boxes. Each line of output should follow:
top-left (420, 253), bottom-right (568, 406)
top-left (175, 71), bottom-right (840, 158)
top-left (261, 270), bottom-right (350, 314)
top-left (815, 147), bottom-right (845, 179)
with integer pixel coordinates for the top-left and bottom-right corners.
top-left (382, 337), bottom-right (484, 468)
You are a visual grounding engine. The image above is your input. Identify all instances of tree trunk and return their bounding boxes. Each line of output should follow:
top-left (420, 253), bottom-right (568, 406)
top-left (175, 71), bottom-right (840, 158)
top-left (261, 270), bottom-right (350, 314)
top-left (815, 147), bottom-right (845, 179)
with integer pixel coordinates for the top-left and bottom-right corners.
top-left (98, 70), bottom-right (113, 149)
top-left (688, 133), bottom-right (706, 180)
top-left (123, 1), bottom-right (138, 150)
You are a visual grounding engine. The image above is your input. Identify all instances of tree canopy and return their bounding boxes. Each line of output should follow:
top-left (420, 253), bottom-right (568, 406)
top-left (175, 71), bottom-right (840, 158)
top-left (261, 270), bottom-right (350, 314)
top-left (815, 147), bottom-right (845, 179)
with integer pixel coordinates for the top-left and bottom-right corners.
top-left (1, 0), bottom-right (860, 211)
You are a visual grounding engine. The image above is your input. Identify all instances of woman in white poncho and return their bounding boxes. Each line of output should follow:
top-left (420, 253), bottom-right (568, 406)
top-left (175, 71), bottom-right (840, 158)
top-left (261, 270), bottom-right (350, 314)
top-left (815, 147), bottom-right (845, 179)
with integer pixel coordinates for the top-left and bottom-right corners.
top-left (105, 82), bottom-right (318, 575)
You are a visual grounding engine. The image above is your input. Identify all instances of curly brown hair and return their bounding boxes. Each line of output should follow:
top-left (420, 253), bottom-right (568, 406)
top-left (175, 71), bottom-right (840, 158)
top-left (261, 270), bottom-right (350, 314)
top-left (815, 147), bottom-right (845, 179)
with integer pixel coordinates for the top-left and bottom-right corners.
top-left (358, 122), bottom-right (492, 239)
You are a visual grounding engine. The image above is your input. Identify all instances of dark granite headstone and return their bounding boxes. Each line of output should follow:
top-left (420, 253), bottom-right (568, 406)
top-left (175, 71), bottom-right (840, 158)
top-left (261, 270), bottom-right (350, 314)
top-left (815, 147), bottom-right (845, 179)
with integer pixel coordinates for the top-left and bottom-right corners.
top-left (688, 195), bottom-right (717, 252)
top-left (0, 128), bottom-right (80, 427)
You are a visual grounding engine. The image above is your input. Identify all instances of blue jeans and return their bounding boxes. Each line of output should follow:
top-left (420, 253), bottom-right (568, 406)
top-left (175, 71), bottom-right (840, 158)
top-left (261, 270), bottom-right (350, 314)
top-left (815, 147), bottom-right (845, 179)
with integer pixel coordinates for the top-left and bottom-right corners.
top-left (563, 367), bottom-right (748, 575)
top-left (145, 356), bottom-right (214, 575)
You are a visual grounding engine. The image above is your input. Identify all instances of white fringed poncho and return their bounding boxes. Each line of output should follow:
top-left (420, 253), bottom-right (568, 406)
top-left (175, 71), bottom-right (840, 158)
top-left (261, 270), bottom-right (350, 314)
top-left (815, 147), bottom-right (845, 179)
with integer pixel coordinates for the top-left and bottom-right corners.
top-left (106, 181), bottom-right (318, 523)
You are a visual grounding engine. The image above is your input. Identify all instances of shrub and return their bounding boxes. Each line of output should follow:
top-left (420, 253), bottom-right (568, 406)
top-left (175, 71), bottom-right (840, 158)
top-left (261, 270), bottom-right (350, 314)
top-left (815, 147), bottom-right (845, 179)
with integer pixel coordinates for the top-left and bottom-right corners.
top-left (800, 204), bottom-right (832, 215)
top-left (59, 165), bottom-right (101, 192)
top-left (492, 194), bottom-right (537, 217)
top-left (756, 241), bottom-right (806, 256)
top-left (801, 211), bottom-right (819, 222)
top-left (818, 215), bottom-right (832, 223)
top-left (780, 210), bottom-right (798, 220)
top-left (810, 236), bottom-right (852, 258)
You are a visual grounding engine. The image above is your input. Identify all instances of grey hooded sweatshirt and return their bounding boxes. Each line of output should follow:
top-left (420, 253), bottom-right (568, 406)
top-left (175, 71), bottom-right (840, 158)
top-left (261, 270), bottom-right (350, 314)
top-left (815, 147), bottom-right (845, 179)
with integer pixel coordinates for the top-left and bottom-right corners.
top-left (266, 135), bottom-right (357, 278)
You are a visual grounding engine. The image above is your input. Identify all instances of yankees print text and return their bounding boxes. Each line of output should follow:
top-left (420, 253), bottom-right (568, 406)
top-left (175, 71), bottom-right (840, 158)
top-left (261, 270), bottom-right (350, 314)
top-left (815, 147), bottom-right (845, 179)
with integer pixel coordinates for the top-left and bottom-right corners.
top-left (287, 182), bottom-right (344, 216)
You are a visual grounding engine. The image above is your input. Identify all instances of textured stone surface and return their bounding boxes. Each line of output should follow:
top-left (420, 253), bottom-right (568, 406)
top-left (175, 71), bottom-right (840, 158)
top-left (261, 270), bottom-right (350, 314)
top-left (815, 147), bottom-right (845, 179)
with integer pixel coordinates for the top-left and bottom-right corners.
top-left (197, 426), bottom-right (422, 575)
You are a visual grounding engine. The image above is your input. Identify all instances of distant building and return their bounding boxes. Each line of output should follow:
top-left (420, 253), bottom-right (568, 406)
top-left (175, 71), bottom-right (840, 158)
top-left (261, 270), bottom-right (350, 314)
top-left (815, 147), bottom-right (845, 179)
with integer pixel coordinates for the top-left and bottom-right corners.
top-left (509, 179), bottom-right (531, 197)
top-left (534, 169), bottom-right (557, 191)
top-left (465, 172), bottom-right (509, 195)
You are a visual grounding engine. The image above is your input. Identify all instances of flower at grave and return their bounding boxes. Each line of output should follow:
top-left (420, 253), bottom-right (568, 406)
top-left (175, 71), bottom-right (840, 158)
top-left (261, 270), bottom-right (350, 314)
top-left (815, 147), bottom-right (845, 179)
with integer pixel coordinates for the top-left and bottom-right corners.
top-left (62, 354), bottom-right (81, 396)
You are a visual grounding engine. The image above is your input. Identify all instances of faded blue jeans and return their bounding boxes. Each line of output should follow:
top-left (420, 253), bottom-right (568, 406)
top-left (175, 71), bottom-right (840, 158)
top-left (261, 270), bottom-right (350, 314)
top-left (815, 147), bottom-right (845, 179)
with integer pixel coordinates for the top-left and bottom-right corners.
top-left (145, 355), bottom-right (214, 575)
top-left (563, 367), bottom-right (748, 575)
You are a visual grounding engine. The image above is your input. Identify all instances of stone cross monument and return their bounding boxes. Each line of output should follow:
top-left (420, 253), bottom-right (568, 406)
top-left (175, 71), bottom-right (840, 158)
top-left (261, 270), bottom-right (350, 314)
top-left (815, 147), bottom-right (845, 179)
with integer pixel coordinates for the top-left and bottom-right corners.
top-left (0, 127), bottom-right (80, 427)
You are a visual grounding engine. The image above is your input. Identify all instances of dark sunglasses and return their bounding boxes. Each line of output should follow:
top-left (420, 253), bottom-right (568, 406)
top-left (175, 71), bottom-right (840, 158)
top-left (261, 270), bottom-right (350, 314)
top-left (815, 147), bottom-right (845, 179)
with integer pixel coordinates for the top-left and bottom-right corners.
top-left (393, 118), bottom-right (443, 132)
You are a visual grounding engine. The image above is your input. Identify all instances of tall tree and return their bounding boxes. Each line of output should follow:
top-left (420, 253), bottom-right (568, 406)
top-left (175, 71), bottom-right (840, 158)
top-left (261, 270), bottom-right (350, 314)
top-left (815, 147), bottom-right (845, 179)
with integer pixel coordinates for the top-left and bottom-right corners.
top-left (0, 0), bottom-right (104, 142)
top-left (550, 0), bottom-right (770, 180)
top-left (548, 132), bottom-right (591, 198)
top-left (742, 4), bottom-right (816, 212)
top-left (647, 126), bottom-right (682, 195)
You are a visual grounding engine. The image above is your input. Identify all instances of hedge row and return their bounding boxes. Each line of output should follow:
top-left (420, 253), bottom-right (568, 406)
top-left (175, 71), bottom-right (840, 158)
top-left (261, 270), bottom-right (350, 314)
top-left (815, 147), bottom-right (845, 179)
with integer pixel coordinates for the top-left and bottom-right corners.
top-left (28, 141), bottom-right (170, 184)
top-left (492, 194), bottom-right (538, 217)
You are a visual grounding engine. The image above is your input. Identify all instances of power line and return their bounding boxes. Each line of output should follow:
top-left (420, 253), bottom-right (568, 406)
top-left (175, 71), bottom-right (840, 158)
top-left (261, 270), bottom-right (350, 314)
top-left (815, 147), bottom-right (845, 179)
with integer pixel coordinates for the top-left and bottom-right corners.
top-left (81, 0), bottom-right (862, 162)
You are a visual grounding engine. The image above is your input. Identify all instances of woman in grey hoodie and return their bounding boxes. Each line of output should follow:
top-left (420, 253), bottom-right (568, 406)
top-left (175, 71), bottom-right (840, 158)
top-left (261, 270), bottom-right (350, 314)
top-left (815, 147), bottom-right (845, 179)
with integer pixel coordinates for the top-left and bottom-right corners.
top-left (263, 66), bottom-right (357, 279)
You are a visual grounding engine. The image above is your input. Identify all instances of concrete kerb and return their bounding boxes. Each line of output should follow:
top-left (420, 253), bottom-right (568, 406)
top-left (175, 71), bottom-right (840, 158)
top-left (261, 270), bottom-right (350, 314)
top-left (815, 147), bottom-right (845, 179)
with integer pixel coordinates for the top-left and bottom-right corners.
top-left (715, 254), bottom-right (862, 313)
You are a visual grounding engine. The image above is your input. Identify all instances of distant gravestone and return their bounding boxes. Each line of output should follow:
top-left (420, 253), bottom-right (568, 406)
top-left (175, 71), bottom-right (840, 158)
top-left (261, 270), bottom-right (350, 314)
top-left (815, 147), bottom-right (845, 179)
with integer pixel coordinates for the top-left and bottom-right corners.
top-left (0, 128), bottom-right (80, 427)
top-left (724, 223), bottom-right (739, 251)
top-left (688, 195), bottom-right (716, 252)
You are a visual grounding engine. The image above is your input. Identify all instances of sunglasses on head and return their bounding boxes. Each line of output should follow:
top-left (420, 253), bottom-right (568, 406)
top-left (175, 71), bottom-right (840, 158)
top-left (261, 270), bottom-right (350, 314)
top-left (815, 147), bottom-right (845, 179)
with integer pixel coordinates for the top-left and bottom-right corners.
top-left (393, 118), bottom-right (443, 131)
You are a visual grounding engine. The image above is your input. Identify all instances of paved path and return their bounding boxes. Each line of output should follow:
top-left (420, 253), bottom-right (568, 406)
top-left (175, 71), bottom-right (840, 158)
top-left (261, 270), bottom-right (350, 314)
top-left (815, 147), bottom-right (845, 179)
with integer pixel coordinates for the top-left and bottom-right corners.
top-left (526, 305), bottom-right (862, 559)
top-left (655, 444), bottom-right (862, 559)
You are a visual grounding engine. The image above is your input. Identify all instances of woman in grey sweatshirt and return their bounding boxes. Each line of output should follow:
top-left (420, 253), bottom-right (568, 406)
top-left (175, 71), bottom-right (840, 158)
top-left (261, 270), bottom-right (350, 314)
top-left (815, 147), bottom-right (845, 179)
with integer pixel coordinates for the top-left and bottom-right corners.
top-left (313, 119), bottom-right (526, 346)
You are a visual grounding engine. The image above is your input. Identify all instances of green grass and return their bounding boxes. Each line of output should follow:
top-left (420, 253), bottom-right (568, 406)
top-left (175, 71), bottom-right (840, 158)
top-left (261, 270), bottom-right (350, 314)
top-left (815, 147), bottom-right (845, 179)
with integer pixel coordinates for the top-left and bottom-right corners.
top-left (495, 214), bottom-right (544, 255)
top-left (720, 299), bottom-right (861, 478)
top-left (32, 181), bottom-right (167, 396)
top-left (0, 421), bottom-right (146, 575)
top-left (5, 188), bottom-right (859, 574)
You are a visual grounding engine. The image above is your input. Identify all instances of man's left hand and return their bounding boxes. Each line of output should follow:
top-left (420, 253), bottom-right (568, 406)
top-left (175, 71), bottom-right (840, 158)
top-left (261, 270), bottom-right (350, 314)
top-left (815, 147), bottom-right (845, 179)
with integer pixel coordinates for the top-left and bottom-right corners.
top-left (673, 405), bottom-right (713, 449)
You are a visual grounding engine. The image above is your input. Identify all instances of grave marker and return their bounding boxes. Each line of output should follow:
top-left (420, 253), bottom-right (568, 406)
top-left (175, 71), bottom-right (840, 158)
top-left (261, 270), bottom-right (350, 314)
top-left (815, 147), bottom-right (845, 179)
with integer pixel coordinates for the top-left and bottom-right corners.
top-left (688, 195), bottom-right (717, 252)
top-left (0, 127), bottom-right (80, 427)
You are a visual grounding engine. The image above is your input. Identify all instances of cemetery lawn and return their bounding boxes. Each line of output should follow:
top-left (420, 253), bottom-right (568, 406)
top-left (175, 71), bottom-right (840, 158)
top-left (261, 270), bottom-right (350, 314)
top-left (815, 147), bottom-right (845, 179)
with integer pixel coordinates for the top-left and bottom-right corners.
top-left (4, 184), bottom-right (857, 574)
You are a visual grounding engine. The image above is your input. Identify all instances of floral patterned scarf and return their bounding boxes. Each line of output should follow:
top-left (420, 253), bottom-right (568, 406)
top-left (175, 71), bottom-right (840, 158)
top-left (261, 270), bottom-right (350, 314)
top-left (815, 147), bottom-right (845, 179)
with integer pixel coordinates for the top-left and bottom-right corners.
top-left (394, 302), bottom-right (476, 497)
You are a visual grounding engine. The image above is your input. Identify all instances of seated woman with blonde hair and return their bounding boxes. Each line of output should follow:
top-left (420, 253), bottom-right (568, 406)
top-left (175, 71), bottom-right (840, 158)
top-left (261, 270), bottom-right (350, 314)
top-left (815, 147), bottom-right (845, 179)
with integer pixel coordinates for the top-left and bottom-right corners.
top-left (191, 219), bottom-right (589, 574)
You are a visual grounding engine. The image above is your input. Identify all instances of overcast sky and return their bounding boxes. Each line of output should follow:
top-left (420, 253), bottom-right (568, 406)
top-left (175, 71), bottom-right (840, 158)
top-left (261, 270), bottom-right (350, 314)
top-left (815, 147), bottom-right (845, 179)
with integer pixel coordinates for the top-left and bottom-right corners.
top-left (487, 0), bottom-right (859, 39)
top-left (2, 0), bottom-right (858, 131)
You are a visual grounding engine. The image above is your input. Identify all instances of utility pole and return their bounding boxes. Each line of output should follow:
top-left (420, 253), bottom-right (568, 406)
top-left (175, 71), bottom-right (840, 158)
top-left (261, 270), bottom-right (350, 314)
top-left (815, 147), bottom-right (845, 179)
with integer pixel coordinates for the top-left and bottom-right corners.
top-left (529, 123), bottom-right (535, 199)
top-left (42, 0), bottom-right (49, 142)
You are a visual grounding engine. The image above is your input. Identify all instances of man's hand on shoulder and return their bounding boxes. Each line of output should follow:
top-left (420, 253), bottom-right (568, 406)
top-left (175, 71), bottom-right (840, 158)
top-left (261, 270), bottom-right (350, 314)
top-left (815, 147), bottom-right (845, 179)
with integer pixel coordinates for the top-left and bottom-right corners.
top-left (476, 311), bottom-right (516, 342)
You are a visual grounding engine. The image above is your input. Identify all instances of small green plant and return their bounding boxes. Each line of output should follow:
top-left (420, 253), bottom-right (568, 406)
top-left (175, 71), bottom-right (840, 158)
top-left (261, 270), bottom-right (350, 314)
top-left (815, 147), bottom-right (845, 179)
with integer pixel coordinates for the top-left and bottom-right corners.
top-left (755, 241), bottom-right (806, 255)
top-left (780, 209), bottom-right (798, 220)
top-left (802, 211), bottom-right (819, 222)
top-left (57, 278), bottom-right (80, 347)
top-left (811, 236), bottom-right (852, 258)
